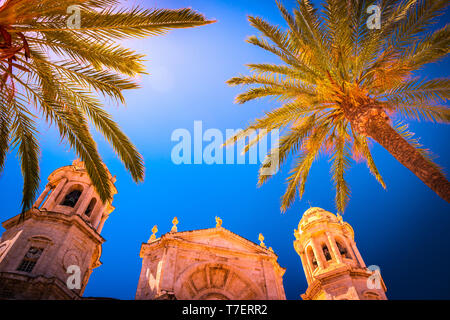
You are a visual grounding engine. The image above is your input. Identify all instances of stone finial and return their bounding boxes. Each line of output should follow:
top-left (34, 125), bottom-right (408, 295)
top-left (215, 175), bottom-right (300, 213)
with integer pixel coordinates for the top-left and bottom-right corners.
top-left (215, 216), bottom-right (222, 228)
top-left (171, 217), bottom-right (178, 233)
top-left (72, 158), bottom-right (84, 169)
top-left (149, 225), bottom-right (158, 242)
top-left (258, 233), bottom-right (266, 248)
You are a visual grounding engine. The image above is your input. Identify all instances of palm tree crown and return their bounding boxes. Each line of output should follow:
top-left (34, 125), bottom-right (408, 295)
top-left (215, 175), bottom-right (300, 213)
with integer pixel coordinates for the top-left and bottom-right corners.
top-left (0, 0), bottom-right (214, 212)
top-left (226, 0), bottom-right (450, 212)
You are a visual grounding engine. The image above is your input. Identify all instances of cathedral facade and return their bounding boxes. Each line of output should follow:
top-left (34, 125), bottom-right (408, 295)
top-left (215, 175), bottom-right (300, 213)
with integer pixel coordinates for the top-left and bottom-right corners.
top-left (135, 219), bottom-right (286, 300)
top-left (0, 161), bottom-right (387, 300)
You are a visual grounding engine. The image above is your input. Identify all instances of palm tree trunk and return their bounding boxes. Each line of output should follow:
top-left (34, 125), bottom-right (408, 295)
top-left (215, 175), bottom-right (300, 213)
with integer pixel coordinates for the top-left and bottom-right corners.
top-left (346, 105), bottom-right (450, 203)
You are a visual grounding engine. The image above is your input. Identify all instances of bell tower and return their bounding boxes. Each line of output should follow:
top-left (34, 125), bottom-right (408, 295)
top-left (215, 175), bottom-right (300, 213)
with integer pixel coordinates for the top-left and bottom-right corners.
top-left (294, 207), bottom-right (387, 300)
top-left (0, 159), bottom-right (117, 299)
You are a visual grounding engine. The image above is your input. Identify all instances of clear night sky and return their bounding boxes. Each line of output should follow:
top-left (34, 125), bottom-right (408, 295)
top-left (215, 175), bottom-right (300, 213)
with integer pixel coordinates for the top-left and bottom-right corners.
top-left (0, 0), bottom-right (449, 299)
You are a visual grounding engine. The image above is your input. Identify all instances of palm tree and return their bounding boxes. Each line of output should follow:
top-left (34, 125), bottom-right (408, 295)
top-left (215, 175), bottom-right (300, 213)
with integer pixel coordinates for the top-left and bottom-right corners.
top-left (0, 0), bottom-right (214, 212)
top-left (226, 0), bottom-right (450, 213)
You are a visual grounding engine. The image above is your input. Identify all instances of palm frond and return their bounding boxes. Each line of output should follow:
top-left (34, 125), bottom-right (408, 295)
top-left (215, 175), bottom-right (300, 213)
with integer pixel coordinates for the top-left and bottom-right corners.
top-left (0, 1), bottom-right (213, 210)
top-left (389, 0), bottom-right (449, 50)
top-left (22, 53), bottom-right (138, 103)
top-left (404, 24), bottom-right (450, 69)
top-left (9, 99), bottom-right (40, 212)
top-left (11, 7), bottom-right (215, 40)
top-left (0, 101), bottom-right (12, 174)
top-left (256, 113), bottom-right (327, 187)
top-left (63, 87), bottom-right (145, 183)
top-left (28, 32), bottom-right (146, 76)
top-left (352, 132), bottom-right (386, 188)
top-left (228, 0), bottom-right (450, 211)
top-left (281, 123), bottom-right (329, 212)
top-left (330, 122), bottom-right (351, 213)
top-left (380, 78), bottom-right (450, 104)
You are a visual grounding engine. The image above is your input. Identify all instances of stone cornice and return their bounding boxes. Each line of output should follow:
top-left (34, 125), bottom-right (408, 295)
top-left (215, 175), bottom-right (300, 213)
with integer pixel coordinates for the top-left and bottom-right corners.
top-left (142, 227), bottom-right (274, 257)
top-left (0, 271), bottom-right (80, 300)
top-left (302, 265), bottom-right (386, 299)
top-left (295, 222), bottom-right (355, 248)
top-left (2, 208), bottom-right (105, 245)
top-left (140, 227), bottom-right (286, 276)
top-left (48, 164), bottom-right (117, 195)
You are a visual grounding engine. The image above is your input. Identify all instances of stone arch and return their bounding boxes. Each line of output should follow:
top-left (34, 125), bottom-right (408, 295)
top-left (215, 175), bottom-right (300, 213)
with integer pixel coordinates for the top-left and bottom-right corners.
top-left (84, 197), bottom-right (97, 217)
top-left (194, 288), bottom-right (233, 300)
top-left (321, 243), bottom-right (332, 261)
top-left (335, 236), bottom-right (352, 260)
top-left (174, 262), bottom-right (265, 300)
top-left (307, 246), bottom-right (318, 270)
top-left (28, 235), bottom-right (53, 244)
top-left (59, 183), bottom-right (85, 208)
top-left (362, 290), bottom-right (382, 300)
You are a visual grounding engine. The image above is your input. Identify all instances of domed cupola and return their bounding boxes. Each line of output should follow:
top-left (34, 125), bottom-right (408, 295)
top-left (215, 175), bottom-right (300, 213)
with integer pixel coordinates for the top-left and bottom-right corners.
top-left (293, 207), bottom-right (387, 300)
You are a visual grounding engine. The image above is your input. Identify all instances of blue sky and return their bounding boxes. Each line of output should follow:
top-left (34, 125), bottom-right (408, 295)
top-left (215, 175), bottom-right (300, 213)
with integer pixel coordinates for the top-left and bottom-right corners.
top-left (0, 0), bottom-right (449, 299)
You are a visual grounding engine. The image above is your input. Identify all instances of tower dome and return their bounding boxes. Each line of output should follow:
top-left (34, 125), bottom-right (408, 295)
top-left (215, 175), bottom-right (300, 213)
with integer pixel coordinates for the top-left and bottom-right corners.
top-left (298, 207), bottom-right (340, 234)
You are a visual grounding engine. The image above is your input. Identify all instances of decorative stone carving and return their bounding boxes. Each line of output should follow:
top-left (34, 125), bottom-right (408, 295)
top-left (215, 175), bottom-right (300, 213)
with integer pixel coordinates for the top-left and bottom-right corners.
top-left (294, 207), bottom-right (387, 300)
top-left (136, 226), bottom-right (286, 300)
top-left (0, 160), bottom-right (116, 300)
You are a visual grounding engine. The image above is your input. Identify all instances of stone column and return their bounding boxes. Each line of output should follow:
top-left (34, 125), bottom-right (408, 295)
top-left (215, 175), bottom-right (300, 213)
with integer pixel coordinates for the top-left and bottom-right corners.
top-left (299, 250), bottom-right (313, 284)
top-left (42, 178), bottom-right (67, 210)
top-left (350, 240), bottom-right (366, 268)
top-left (310, 238), bottom-right (325, 269)
top-left (33, 185), bottom-right (51, 208)
top-left (159, 246), bottom-right (178, 294)
top-left (343, 237), bottom-right (359, 265)
top-left (326, 232), bottom-right (343, 264)
top-left (76, 185), bottom-right (94, 215)
top-left (96, 213), bottom-right (108, 233)
top-left (261, 258), bottom-right (280, 299)
top-left (93, 202), bottom-right (108, 228)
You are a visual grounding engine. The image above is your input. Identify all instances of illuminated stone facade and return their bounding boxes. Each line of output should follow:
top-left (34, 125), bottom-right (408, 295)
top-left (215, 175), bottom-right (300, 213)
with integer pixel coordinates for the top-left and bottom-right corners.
top-left (294, 207), bottom-right (387, 300)
top-left (0, 160), bottom-right (116, 299)
top-left (0, 162), bottom-right (387, 300)
top-left (135, 221), bottom-right (287, 300)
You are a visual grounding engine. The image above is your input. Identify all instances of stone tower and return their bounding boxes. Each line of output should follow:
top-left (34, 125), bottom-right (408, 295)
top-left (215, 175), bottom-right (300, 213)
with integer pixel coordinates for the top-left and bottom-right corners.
top-left (135, 217), bottom-right (286, 300)
top-left (294, 207), bottom-right (387, 300)
top-left (0, 160), bottom-right (116, 299)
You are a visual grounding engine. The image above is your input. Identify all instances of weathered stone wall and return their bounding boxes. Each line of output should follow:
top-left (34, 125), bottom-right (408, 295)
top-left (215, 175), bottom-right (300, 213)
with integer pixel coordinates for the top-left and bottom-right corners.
top-left (136, 227), bottom-right (286, 300)
top-left (294, 207), bottom-right (387, 300)
top-left (0, 210), bottom-right (104, 299)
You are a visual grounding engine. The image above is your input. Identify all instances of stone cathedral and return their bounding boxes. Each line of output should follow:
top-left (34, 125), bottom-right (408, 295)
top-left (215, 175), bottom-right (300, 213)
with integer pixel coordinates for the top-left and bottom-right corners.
top-left (0, 161), bottom-right (387, 300)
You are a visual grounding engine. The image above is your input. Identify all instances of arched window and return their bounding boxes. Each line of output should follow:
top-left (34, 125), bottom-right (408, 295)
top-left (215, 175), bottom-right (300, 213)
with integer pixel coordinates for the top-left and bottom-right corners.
top-left (84, 198), bottom-right (97, 217)
top-left (307, 247), bottom-right (318, 270)
top-left (17, 247), bottom-right (44, 273)
top-left (336, 240), bottom-right (352, 259)
top-left (322, 244), bottom-right (332, 261)
top-left (61, 189), bottom-right (82, 208)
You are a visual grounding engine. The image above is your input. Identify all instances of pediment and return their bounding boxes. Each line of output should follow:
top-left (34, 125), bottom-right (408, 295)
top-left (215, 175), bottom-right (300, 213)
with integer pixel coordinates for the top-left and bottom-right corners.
top-left (169, 228), bottom-right (272, 256)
